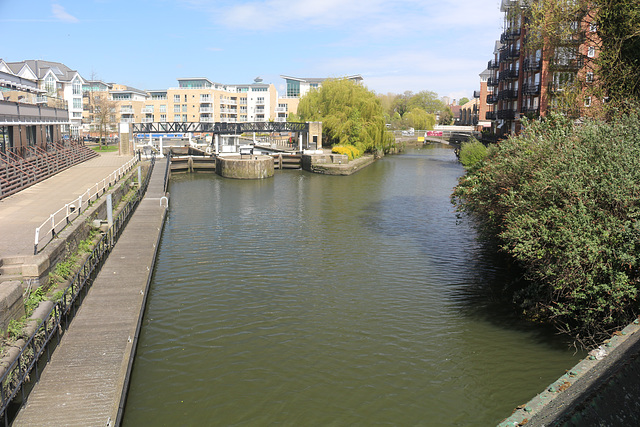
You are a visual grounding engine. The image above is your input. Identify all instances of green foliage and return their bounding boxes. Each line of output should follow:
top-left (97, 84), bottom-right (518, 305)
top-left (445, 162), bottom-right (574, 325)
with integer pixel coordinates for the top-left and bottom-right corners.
top-left (458, 140), bottom-right (488, 169)
top-left (24, 287), bottom-right (46, 316)
top-left (452, 111), bottom-right (640, 343)
top-left (403, 108), bottom-right (436, 130)
top-left (6, 319), bottom-right (26, 340)
top-left (331, 145), bottom-right (361, 160)
top-left (296, 78), bottom-right (395, 154)
top-left (458, 97), bottom-right (470, 106)
top-left (438, 108), bottom-right (453, 125)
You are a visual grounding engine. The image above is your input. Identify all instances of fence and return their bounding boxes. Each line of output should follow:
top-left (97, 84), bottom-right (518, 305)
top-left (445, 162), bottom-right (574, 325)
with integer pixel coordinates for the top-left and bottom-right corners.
top-left (0, 156), bottom-right (155, 426)
top-left (33, 156), bottom-right (138, 255)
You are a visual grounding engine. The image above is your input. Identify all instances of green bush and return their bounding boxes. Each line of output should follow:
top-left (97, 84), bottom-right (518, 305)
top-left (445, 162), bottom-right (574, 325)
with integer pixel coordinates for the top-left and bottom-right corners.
top-left (458, 139), bottom-right (488, 168)
top-left (452, 112), bottom-right (640, 343)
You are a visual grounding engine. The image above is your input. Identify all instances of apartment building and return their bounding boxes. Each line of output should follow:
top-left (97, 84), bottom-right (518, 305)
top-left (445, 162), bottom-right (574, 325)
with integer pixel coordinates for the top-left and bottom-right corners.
top-left (485, 0), bottom-right (598, 136)
top-left (0, 60), bottom-right (84, 136)
top-left (278, 75), bottom-right (364, 122)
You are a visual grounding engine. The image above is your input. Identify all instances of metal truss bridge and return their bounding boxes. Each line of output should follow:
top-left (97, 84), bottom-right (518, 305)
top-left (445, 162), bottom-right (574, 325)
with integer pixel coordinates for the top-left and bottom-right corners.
top-left (132, 121), bottom-right (309, 135)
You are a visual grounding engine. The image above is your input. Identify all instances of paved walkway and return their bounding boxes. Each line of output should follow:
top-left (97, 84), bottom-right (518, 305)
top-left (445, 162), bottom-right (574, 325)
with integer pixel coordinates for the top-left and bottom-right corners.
top-left (0, 151), bottom-right (134, 260)
top-left (13, 158), bottom-right (167, 427)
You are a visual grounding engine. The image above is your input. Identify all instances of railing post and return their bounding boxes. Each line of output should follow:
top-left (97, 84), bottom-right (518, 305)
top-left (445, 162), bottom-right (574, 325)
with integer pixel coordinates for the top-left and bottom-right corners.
top-left (50, 214), bottom-right (55, 238)
top-left (34, 228), bottom-right (39, 255)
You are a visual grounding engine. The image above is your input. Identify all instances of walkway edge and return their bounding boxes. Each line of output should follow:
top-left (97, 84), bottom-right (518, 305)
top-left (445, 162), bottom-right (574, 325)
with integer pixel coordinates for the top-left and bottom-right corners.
top-left (114, 203), bottom-right (168, 426)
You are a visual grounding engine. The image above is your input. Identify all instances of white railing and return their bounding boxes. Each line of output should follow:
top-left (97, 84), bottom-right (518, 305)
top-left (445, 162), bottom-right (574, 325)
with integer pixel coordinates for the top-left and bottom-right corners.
top-left (33, 156), bottom-right (139, 254)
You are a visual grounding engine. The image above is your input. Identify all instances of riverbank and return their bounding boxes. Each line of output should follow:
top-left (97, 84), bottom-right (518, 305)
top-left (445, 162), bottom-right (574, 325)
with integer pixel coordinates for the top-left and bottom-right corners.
top-left (302, 153), bottom-right (376, 175)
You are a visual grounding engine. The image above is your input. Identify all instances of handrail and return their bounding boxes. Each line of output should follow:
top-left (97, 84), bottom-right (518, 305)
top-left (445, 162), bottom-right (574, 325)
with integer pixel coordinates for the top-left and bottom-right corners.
top-left (0, 156), bottom-right (155, 426)
top-left (33, 156), bottom-right (139, 254)
top-left (163, 151), bottom-right (172, 193)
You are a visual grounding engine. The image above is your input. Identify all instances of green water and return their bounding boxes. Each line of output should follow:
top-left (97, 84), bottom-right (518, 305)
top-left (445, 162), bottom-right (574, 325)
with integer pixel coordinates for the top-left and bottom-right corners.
top-left (123, 146), bottom-right (583, 426)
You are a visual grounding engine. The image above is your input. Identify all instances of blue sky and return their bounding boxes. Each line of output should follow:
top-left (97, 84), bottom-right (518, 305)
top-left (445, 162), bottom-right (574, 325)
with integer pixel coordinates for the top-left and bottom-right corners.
top-left (0, 0), bottom-right (504, 101)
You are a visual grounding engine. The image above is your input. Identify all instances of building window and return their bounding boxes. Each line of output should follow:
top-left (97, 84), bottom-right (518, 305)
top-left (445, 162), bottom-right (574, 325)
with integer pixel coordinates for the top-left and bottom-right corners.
top-left (160, 114), bottom-right (166, 122)
top-left (73, 78), bottom-right (82, 95)
top-left (45, 75), bottom-right (56, 94)
top-left (257, 97), bottom-right (264, 104)
top-left (174, 94), bottom-right (180, 103)
top-left (286, 80), bottom-right (300, 97)
top-left (174, 105), bottom-right (181, 113)
top-left (584, 96), bottom-right (592, 107)
top-left (160, 105), bottom-right (167, 113)
top-left (182, 114), bottom-right (188, 122)
top-left (182, 104), bottom-right (187, 112)
top-left (587, 46), bottom-right (596, 57)
top-left (586, 72), bottom-right (594, 83)
top-left (73, 98), bottom-right (82, 109)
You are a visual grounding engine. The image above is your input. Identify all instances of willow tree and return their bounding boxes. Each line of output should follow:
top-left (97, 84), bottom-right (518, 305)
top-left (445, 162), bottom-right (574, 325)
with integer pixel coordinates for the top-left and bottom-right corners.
top-left (296, 79), bottom-right (395, 154)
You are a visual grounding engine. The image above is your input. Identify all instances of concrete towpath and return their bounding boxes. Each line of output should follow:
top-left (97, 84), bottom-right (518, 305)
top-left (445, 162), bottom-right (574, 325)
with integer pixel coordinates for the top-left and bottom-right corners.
top-left (0, 151), bottom-right (134, 261)
top-left (12, 157), bottom-right (168, 427)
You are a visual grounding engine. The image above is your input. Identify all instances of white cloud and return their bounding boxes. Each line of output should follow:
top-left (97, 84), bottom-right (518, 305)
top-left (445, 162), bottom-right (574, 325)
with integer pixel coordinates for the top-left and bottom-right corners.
top-left (51, 4), bottom-right (78, 23)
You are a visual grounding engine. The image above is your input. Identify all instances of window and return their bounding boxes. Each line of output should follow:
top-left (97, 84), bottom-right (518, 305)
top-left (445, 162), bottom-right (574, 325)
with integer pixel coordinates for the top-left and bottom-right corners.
top-left (152, 93), bottom-right (167, 100)
top-left (586, 72), bottom-right (594, 83)
top-left (174, 114), bottom-right (181, 122)
top-left (182, 114), bottom-right (188, 122)
top-left (174, 94), bottom-right (180, 103)
top-left (73, 98), bottom-right (82, 109)
top-left (585, 96), bottom-right (592, 107)
top-left (73, 78), bottom-right (82, 95)
top-left (257, 97), bottom-right (264, 104)
top-left (182, 104), bottom-right (187, 112)
top-left (160, 114), bottom-right (166, 122)
top-left (286, 80), bottom-right (300, 97)
top-left (44, 75), bottom-right (56, 94)
top-left (588, 46), bottom-right (596, 57)
top-left (160, 105), bottom-right (166, 113)
top-left (174, 105), bottom-right (180, 113)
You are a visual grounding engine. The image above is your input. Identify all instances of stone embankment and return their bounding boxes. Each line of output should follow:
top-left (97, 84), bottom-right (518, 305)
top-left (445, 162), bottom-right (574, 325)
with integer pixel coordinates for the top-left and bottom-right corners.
top-left (302, 152), bottom-right (376, 175)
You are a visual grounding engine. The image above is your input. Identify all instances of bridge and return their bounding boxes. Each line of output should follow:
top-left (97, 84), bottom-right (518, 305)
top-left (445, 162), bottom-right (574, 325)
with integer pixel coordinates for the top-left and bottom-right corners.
top-left (131, 121), bottom-right (309, 135)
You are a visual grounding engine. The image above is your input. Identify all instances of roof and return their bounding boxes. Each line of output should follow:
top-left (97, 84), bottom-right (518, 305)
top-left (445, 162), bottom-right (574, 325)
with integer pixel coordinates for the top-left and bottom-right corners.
top-left (280, 75), bottom-right (363, 84)
top-left (6, 60), bottom-right (82, 82)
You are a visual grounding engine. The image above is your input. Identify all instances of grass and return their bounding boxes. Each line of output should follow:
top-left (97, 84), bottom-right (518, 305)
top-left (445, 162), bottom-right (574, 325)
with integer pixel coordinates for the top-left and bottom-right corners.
top-left (91, 145), bottom-right (119, 152)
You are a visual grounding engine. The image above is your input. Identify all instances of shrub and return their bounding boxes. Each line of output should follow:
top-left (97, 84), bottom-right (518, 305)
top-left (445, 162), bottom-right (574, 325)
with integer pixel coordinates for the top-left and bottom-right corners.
top-left (458, 139), bottom-right (488, 169)
top-left (452, 111), bottom-right (640, 344)
top-left (332, 144), bottom-right (361, 160)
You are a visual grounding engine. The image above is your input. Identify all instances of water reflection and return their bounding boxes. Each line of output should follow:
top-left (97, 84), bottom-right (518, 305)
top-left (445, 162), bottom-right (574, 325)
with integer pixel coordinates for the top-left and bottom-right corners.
top-left (123, 145), bottom-right (582, 426)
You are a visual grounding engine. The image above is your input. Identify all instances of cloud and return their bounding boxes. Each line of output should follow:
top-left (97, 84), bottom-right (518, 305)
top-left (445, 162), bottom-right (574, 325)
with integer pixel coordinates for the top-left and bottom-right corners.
top-left (52, 4), bottom-right (79, 23)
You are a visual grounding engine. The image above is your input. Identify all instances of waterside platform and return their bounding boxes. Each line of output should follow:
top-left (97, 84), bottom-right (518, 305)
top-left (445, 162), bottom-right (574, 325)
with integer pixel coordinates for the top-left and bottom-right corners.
top-left (12, 158), bottom-right (168, 426)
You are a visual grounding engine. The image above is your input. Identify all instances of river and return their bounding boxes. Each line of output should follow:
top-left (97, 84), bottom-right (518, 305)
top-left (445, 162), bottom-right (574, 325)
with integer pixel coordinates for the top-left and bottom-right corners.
top-left (122, 145), bottom-right (583, 426)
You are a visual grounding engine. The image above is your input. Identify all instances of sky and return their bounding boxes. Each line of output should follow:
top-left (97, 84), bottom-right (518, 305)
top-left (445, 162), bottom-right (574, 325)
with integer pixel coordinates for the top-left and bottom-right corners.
top-left (0, 0), bottom-right (505, 101)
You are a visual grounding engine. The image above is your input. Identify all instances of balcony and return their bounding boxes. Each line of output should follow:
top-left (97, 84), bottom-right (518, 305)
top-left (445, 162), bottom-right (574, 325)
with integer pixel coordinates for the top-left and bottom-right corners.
top-left (141, 118), bottom-right (154, 123)
top-left (120, 117), bottom-right (135, 123)
top-left (520, 107), bottom-right (540, 117)
top-left (200, 107), bottom-right (213, 113)
top-left (200, 116), bottom-right (214, 123)
top-left (487, 77), bottom-right (499, 87)
top-left (497, 89), bottom-right (518, 100)
top-left (500, 28), bottom-right (522, 44)
top-left (523, 59), bottom-right (542, 71)
top-left (551, 57), bottom-right (584, 70)
top-left (499, 69), bottom-right (520, 81)
top-left (499, 48), bottom-right (521, 63)
top-left (141, 107), bottom-right (154, 113)
top-left (200, 96), bottom-right (211, 102)
top-left (275, 107), bottom-right (287, 113)
top-left (485, 111), bottom-right (497, 120)
top-left (120, 106), bottom-right (134, 114)
top-left (473, 90), bottom-right (481, 98)
top-left (486, 94), bottom-right (498, 104)
top-left (488, 60), bottom-right (499, 70)
top-left (497, 109), bottom-right (516, 120)
top-left (523, 83), bottom-right (541, 95)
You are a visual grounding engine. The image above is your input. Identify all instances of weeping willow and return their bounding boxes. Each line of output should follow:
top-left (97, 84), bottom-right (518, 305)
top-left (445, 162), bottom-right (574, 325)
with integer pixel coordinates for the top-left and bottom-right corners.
top-left (296, 79), bottom-right (395, 154)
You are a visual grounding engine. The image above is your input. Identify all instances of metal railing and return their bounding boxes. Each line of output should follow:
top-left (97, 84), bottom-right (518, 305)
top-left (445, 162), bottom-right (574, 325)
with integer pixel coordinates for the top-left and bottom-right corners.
top-left (0, 156), bottom-right (155, 426)
top-left (33, 156), bottom-right (138, 254)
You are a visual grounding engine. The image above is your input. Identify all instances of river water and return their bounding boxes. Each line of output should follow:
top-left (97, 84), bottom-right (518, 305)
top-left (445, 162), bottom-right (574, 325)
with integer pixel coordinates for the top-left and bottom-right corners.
top-left (123, 145), bottom-right (583, 426)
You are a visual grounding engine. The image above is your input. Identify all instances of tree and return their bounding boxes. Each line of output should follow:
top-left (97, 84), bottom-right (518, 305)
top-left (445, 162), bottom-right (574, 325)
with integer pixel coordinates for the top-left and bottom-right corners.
top-left (403, 108), bottom-right (436, 130)
top-left (458, 97), bottom-right (470, 106)
top-left (94, 96), bottom-right (117, 149)
top-left (438, 108), bottom-right (453, 125)
top-left (296, 78), bottom-right (395, 154)
top-left (524, 0), bottom-right (640, 117)
top-left (407, 90), bottom-right (445, 114)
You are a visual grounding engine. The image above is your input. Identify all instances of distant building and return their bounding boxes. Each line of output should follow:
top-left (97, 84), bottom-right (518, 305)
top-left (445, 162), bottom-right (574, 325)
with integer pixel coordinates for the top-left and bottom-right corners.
top-left (0, 60), bottom-right (85, 136)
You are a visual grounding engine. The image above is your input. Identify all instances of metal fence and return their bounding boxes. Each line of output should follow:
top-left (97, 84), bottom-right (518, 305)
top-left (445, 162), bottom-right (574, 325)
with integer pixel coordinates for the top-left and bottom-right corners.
top-left (33, 156), bottom-right (138, 254)
top-left (0, 156), bottom-right (155, 426)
